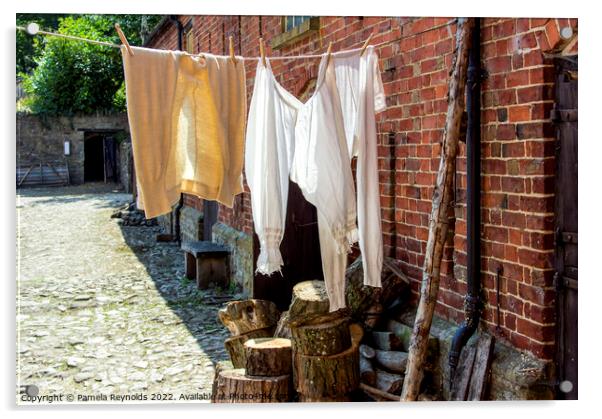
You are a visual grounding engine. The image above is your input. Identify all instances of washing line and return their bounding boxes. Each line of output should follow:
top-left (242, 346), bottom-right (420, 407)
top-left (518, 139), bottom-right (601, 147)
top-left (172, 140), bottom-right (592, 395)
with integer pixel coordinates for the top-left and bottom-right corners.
top-left (17, 18), bottom-right (457, 61)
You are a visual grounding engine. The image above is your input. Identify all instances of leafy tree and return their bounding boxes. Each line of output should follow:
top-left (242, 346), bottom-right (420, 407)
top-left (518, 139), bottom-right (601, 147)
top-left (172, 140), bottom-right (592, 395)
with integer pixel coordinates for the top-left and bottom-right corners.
top-left (19, 14), bottom-right (162, 115)
top-left (17, 14), bottom-right (66, 76)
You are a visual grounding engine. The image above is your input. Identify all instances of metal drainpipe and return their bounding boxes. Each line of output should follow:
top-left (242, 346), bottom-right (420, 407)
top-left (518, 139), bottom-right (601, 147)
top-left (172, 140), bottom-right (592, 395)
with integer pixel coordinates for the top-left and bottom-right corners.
top-left (448, 17), bottom-right (482, 385)
top-left (170, 15), bottom-right (184, 243)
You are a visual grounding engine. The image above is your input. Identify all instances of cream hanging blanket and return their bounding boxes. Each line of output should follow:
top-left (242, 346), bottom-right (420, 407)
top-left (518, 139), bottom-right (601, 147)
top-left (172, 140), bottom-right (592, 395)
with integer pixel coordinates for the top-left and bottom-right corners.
top-left (121, 46), bottom-right (246, 218)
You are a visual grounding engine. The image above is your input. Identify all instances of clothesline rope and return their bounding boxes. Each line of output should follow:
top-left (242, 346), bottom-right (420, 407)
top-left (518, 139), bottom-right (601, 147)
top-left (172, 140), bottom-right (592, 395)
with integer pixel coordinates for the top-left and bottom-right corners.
top-left (17, 18), bottom-right (457, 60)
top-left (16, 26), bottom-right (122, 49)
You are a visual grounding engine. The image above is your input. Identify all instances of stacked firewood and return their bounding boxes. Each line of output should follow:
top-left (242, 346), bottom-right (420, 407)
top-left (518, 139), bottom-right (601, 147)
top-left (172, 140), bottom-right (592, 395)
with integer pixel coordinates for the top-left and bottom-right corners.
top-left (213, 256), bottom-right (414, 403)
top-left (213, 299), bottom-right (292, 403)
top-left (287, 280), bottom-right (362, 402)
top-left (358, 319), bottom-right (434, 400)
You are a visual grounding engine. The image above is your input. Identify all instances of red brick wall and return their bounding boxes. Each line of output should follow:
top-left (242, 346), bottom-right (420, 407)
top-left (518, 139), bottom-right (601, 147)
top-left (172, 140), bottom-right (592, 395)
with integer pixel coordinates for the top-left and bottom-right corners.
top-left (145, 16), bottom-right (578, 360)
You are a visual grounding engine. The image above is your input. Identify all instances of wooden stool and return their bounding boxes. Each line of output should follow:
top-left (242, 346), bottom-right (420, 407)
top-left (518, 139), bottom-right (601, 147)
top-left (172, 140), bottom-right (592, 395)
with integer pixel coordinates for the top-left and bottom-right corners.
top-left (182, 241), bottom-right (230, 289)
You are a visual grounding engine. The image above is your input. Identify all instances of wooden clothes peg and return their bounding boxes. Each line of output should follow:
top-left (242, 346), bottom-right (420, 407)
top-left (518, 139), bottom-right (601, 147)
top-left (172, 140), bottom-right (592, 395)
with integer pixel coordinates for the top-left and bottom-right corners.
top-left (259, 38), bottom-right (266, 66)
top-left (325, 41), bottom-right (333, 66)
top-left (228, 36), bottom-right (237, 64)
top-left (360, 33), bottom-right (374, 56)
top-left (114, 23), bottom-right (133, 56)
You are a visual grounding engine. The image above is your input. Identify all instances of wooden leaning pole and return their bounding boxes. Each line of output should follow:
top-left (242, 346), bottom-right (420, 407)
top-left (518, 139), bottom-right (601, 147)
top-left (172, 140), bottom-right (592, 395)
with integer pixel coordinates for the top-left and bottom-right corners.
top-left (400, 17), bottom-right (475, 401)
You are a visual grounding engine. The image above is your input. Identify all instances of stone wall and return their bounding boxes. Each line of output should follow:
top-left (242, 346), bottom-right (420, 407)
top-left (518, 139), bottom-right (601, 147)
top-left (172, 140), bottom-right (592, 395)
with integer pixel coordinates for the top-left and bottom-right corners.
top-left (179, 206), bottom-right (203, 243)
top-left (397, 310), bottom-right (554, 400)
top-left (212, 222), bottom-right (253, 297)
top-left (118, 140), bottom-right (133, 193)
top-left (16, 112), bottom-right (129, 186)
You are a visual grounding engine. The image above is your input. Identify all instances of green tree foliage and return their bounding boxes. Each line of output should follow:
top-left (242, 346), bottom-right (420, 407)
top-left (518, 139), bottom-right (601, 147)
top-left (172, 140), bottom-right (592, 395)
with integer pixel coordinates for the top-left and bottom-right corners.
top-left (19, 14), bottom-right (162, 115)
top-left (17, 14), bottom-right (66, 76)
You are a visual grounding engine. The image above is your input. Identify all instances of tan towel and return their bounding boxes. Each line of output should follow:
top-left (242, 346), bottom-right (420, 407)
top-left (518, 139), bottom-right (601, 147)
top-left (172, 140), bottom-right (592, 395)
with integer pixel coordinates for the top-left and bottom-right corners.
top-left (121, 46), bottom-right (246, 218)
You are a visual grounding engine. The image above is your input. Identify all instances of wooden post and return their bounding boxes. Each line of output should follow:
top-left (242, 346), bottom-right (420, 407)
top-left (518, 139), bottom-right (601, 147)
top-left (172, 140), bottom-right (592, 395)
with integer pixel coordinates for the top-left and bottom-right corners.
top-left (400, 17), bottom-right (475, 401)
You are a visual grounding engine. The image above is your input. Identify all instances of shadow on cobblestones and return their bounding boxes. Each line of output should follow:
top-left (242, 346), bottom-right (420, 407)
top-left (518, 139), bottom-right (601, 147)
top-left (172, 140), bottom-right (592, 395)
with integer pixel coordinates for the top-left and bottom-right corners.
top-left (17, 183), bottom-right (232, 399)
top-left (117, 217), bottom-right (232, 365)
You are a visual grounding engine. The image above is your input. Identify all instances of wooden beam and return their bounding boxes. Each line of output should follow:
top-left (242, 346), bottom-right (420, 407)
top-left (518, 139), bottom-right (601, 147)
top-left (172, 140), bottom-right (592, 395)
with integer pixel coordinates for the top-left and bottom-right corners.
top-left (450, 339), bottom-right (477, 400)
top-left (467, 334), bottom-right (495, 400)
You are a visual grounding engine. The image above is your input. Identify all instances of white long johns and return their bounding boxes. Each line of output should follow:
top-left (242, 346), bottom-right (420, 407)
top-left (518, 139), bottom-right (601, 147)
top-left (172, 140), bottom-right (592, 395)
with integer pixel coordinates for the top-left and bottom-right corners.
top-left (329, 45), bottom-right (387, 288)
top-left (245, 59), bottom-right (298, 275)
top-left (246, 47), bottom-right (386, 311)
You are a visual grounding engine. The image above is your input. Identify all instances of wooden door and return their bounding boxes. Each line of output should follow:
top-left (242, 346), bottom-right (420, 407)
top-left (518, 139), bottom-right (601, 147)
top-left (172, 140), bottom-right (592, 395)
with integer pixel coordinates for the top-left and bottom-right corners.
top-left (553, 56), bottom-right (578, 400)
top-left (253, 181), bottom-right (323, 311)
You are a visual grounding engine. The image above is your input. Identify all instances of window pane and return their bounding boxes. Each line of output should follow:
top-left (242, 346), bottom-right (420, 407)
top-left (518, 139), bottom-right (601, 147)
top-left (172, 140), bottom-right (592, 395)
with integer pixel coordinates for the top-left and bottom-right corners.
top-left (284, 16), bottom-right (313, 32)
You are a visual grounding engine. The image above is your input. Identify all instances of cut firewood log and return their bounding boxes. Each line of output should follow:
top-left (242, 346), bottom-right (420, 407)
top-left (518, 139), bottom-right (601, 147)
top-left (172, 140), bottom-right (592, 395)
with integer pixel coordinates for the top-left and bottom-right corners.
top-left (374, 350), bottom-right (408, 374)
top-left (274, 310), bottom-right (291, 339)
top-left (345, 256), bottom-right (409, 324)
top-left (360, 383), bottom-right (399, 401)
top-left (360, 355), bottom-right (376, 387)
top-left (224, 327), bottom-right (274, 368)
top-left (211, 360), bottom-right (234, 402)
top-left (244, 337), bottom-right (292, 377)
top-left (291, 316), bottom-right (350, 356)
top-left (359, 344), bottom-right (376, 359)
top-left (218, 299), bottom-right (280, 336)
top-left (386, 319), bottom-right (438, 355)
top-left (371, 331), bottom-right (403, 351)
top-left (363, 302), bottom-right (384, 329)
top-left (214, 368), bottom-right (291, 403)
top-left (375, 369), bottom-right (404, 395)
top-left (288, 280), bottom-right (349, 326)
top-left (295, 323), bottom-right (363, 399)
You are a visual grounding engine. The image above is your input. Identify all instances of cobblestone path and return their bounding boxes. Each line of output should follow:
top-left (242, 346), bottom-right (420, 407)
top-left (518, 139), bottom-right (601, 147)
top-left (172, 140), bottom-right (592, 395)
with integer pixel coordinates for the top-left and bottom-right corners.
top-left (17, 184), bottom-right (232, 404)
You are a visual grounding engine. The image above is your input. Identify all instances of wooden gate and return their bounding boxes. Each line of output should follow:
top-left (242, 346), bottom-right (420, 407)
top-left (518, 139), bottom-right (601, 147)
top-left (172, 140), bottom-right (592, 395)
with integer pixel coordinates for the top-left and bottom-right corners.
top-left (16, 159), bottom-right (70, 187)
top-left (253, 181), bottom-right (324, 310)
top-left (552, 56), bottom-right (578, 400)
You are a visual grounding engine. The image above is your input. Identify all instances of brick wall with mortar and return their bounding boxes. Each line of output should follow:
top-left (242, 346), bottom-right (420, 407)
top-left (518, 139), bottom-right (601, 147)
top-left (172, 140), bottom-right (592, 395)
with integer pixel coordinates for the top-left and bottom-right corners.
top-left (145, 16), bottom-right (577, 361)
top-left (16, 112), bottom-right (130, 185)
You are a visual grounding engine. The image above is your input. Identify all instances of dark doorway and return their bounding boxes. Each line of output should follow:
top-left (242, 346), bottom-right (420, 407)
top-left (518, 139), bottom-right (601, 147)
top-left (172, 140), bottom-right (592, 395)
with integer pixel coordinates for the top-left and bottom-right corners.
top-left (553, 55), bottom-right (577, 400)
top-left (252, 181), bottom-right (324, 311)
top-left (84, 132), bottom-right (118, 183)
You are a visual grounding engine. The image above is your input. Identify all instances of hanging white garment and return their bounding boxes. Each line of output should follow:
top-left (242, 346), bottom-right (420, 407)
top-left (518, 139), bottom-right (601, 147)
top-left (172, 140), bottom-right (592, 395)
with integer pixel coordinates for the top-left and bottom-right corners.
top-left (328, 45), bottom-right (387, 288)
top-left (246, 53), bottom-right (358, 311)
top-left (245, 59), bottom-right (299, 275)
top-left (289, 54), bottom-right (359, 312)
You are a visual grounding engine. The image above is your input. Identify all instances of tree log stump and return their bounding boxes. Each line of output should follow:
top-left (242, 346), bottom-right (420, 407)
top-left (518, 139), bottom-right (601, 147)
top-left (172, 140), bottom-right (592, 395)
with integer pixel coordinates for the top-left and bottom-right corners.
top-left (214, 368), bottom-right (291, 403)
top-left (224, 327), bottom-right (274, 368)
top-left (291, 316), bottom-right (350, 356)
top-left (376, 369), bottom-right (404, 395)
top-left (295, 323), bottom-right (363, 399)
top-left (244, 338), bottom-right (292, 377)
top-left (288, 280), bottom-right (348, 326)
top-left (218, 299), bottom-right (280, 336)
top-left (374, 350), bottom-right (408, 374)
top-left (360, 355), bottom-right (376, 386)
top-left (211, 360), bottom-right (234, 402)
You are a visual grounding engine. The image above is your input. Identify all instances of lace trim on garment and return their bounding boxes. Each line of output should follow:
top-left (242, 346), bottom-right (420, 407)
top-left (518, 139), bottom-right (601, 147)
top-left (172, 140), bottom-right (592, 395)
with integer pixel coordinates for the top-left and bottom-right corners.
top-left (331, 217), bottom-right (359, 255)
top-left (255, 228), bottom-right (284, 276)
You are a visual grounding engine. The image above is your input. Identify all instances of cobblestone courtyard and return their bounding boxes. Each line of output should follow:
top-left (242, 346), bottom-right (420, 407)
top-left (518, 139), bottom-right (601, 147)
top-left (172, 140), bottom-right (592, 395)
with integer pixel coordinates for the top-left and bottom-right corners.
top-left (17, 184), bottom-right (231, 403)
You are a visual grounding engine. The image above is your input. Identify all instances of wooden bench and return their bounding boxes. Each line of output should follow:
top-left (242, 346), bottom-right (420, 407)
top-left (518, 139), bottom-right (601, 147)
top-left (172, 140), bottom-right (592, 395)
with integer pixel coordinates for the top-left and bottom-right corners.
top-left (181, 241), bottom-right (230, 290)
